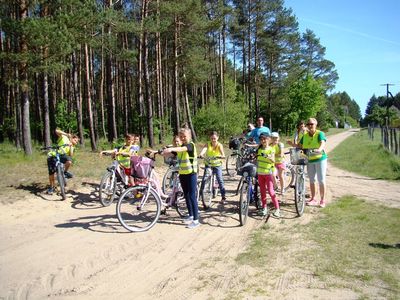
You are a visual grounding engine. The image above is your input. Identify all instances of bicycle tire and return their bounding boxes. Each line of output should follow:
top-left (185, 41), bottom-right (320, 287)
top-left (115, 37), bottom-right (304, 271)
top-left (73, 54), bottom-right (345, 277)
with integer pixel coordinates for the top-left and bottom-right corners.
top-left (116, 186), bottom-right (161, 232)
top-left (294, 168), bottom-right (306, 217)
top-left (239, 180), bottom-right (250, 226)
top-left (211, 174), bottom-right (220, 199)
top-left (56, 164), bottom-right (66, 200)
top-left (253, 179), bottom-right (262, 210)
top-left (175, 192), bottom-right (188, 217)
top-left (200, 171), bottom-right (213, 209)
top-left (99, 170), bottom-right (117, 207)
top-left (283, 164), bottom-right (295, 191)
top-left (162, 168), bottom-right (178, 195)
top-left (226, 154), bottom-right (239, 177)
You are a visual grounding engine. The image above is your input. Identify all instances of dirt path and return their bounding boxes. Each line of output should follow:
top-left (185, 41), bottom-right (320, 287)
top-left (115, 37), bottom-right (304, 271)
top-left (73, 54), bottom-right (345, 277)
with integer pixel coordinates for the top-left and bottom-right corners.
top-left (0, 129), bottom-right (398, 300)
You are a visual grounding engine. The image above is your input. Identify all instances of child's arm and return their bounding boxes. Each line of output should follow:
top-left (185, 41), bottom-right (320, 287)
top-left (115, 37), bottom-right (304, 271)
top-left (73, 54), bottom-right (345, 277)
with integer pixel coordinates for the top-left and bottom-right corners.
top-left (198, 144), bottom-right (207, 158)
top-left (218, 143), bottom-right (226, 158)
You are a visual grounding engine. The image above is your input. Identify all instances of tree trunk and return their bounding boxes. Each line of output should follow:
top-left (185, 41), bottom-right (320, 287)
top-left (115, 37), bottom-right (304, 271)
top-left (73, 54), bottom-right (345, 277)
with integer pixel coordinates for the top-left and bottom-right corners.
top-left (105, 0), bottom-right (117, 142)
top-left (84, 43), bottom-right (97, 151)
top-left (19, 0), bottom-right (32, 155)
top-left (172, 16), bottom-right (180, 133)
top-left (72, 51), bottom-right (84, 145)
top-left (141, 0), bottom-right (154, 147)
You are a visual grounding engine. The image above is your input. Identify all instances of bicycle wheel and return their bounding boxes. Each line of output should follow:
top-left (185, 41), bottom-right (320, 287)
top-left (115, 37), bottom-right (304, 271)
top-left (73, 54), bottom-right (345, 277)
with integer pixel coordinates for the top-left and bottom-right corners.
top-left (200, 171), bottom-right (213, 209)
top-left (116, 186), bottom-right (161, 232)
top-left (226, 153), bottom-right (239, 177)
top-left (239, 180), bottom-right (250, 226)
top-left (99, 170), bottom-right (118, 207)
top-left (162, 168), bottom-right (178, 194)
top-left (294, 168), bottom-right (306, 217)
top-left (56, 164), bottom-right (66, 200)
top-left (175, 192), bottom-right (188, 217)
top-left (282, 164), bottom-right (295, 191)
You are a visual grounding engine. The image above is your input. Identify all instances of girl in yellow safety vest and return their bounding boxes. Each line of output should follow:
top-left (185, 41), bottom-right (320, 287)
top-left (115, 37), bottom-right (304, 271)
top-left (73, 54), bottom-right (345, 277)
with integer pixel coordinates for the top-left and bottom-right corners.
top-left (257, 133), bottom-right (281, 218)
top-left (100, 133), bottom-right (136, 186)
top-left (162, 127), bottom-right (200, 229)
top-left (271, 132), bottom-right (286, 195)
top-left (198, 131), bottom-right (227, 204)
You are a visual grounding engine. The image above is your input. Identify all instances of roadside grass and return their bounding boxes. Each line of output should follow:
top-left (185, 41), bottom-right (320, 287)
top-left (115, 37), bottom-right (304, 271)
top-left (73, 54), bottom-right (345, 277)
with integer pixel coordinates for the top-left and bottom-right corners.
top-left (235, 196), bottom-right (400, 299)
top-left (329, 129), bottom-right (400, 180)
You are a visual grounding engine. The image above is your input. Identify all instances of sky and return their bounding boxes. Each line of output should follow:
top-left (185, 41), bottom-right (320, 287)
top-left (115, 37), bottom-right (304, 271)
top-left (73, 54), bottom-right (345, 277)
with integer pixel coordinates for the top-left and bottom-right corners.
top-left (284, 0), bottom-right (400, 116)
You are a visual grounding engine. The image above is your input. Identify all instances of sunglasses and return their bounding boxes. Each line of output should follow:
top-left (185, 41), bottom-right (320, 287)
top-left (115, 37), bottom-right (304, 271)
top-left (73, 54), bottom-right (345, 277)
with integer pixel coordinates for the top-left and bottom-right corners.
top-left (307, 123), bottom-right (316, 126)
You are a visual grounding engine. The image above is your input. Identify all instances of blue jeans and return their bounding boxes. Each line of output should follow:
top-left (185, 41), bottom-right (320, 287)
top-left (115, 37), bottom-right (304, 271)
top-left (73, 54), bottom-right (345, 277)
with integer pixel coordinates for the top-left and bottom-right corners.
top-left (179, 173), bottom-right (199, 220)
top-left (200, 166), bottom-right (226, 197)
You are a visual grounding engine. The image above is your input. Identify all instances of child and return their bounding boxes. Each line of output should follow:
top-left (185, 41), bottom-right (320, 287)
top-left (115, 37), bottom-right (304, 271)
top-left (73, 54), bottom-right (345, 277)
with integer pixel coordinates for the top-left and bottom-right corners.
top-left (132, 134), bottom-right (140, 155)
top-left (162, 128), bottom-right (199, 229)
top-left (256, 133), bottom-right (280, 218)
top-left (47, 128), bottom-right (79, 195)
top-left (198, 131), bottom-right (227, 204)
top-left (100, 133), bottom-right (136, 186)
top-left (271, 132), bottom-right (286, 195)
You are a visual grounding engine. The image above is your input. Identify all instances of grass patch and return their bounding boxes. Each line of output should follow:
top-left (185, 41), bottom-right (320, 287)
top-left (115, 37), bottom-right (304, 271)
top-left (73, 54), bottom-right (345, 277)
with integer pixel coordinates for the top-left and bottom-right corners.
top-left (236, 196), bottom-right (400, 298)
top-left (329, 129), bottom-right (400, 180)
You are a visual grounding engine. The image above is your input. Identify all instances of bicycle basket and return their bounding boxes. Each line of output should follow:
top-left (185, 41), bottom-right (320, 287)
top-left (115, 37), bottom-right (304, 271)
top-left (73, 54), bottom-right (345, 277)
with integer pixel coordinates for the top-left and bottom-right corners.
top-left (289, 148), bottom-right (308, 165)
top-left (163, 155), bottom-right (177, 166)
top-left (237, 162), bottom-right (257, 177)
top-left (131, 155), bottom-right (154, 178)
top-left (229, 137), bottom-right (240, 150)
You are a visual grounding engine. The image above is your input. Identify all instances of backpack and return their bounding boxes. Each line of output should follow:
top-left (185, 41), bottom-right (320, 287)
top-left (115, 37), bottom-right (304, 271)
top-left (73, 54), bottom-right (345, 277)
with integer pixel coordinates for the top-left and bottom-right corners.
top-left (130, 155), bottom-right (154, 178)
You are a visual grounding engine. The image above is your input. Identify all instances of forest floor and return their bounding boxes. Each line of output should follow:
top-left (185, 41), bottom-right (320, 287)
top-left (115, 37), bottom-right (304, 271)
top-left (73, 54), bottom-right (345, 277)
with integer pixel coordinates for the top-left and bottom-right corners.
top-left (0, 129), bottom-right (399, 300)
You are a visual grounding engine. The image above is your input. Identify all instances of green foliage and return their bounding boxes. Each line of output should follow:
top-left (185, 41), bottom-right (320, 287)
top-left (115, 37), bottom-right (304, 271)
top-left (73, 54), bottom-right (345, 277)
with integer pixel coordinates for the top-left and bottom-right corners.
top-left (55, 99), bottom-right (77, 134)
top-left (193, 78), bottom-right (248, 140)
top-left (193, 98), bottom-right (248, 141)
top-left (287, 75), bottom-right (326, 121)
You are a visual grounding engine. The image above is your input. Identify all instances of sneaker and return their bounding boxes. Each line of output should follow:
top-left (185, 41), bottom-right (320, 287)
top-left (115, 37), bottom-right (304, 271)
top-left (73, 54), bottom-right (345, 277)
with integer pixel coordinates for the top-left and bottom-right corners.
top-left (183, 216), bottom-right (194, 224)
top-left (47, 187), bottom-right (54, 195)
top-left (272, 209), bottom-right (281, 218)
top-left (186, 221), bottom-right (200, 229)
top-left (306, 199), bottom-right (318, 206)
top-left (319, 200), bottom-right (326, 208)
top-left (64, 171), bottom-right (73, 179)
top-left (258, 207), bottom-right (268, 216)
top-left (220, 197), bottom-right (226, 204)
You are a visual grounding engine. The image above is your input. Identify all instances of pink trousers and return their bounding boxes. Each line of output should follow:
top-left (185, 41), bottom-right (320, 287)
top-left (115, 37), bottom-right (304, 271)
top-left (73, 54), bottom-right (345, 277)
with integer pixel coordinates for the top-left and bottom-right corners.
top-left (258, 174), bottom-right (279, 209)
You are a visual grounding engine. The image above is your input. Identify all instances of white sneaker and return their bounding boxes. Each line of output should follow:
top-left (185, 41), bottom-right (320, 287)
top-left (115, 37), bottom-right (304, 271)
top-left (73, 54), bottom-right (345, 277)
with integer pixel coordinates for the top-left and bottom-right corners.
top-left (187, 221), bottom-right (200, 229)
top-left (272, 209), bottom-right (281, 218)
top-left (183, 216), bottom-right (193, 224)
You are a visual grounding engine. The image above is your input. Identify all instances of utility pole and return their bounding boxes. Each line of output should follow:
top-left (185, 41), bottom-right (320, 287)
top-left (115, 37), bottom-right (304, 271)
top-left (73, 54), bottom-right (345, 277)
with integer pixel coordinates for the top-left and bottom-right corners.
top-left (380, 83), bottom-right (395, 126)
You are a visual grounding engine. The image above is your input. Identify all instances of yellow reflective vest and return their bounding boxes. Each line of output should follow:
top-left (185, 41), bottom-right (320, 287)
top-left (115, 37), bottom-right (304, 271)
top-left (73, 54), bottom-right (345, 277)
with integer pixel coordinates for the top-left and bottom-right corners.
top-left (178, 142), bottom-right (197, 175)
top-left (205, 142), bottom-right (222, 167)
top-left (257, 146), bottom-right (275, 175)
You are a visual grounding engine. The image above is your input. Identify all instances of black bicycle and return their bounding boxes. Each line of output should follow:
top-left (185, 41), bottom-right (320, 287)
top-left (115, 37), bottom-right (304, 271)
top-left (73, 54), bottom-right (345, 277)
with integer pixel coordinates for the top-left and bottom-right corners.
top-left (237, 162), bottom-right (261, 226)
top-left (42, 145), bottom-right (68, 200)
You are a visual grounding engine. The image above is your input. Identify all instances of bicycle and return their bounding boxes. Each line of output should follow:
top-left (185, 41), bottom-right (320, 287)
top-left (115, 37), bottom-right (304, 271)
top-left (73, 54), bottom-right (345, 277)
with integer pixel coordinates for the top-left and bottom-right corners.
top-left (235, 146), bottom-right (257, 195)
top-left (98, 152), bottom-right (130, 207)
top-left (237, 162), bottom-right (261, 226)
top-left (161, 155), bottom-right (179, 195)
top-left (42, 144), bottom-right (69, 200)
top-left (226, 137), bottom-right (249, 177)
top-left (274, 160), bottom-right (295, 194)
top-left (116, 153), bottom-right (187, 232)
top-left (289, 148), bottom-right (313, 217)
top-left (197, 156), bottom-right (223, 209)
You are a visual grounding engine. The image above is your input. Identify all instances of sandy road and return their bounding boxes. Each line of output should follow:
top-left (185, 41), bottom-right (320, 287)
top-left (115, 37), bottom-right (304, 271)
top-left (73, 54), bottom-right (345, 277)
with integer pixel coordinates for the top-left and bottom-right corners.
top-left (0, 129), bottom-right (398, 300)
